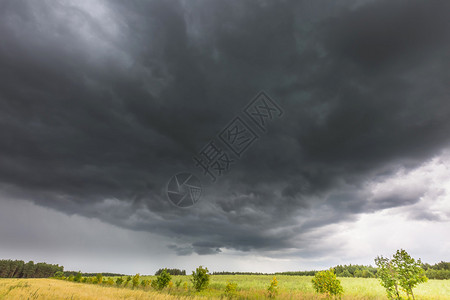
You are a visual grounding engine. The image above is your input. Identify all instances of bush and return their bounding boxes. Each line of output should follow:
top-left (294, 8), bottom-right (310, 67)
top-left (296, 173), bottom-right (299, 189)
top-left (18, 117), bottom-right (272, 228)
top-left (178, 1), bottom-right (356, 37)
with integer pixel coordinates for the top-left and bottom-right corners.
top-left (267, 276), bottom-right (279, 298)
top-left (175, 279), bottom-right (182, 288)
top-left (155, 269), bottom-right (172, 290)
top-left (224, 281), bottom-right (238, 299)
top-left (191, 266), bottom-right (210, 292)
top-left (132, 274), bottom-right (140, 289)
top-left (140, 279), bottom-right (150, 288)
top-left (96, 273), bottom-right (103, 284)
top-left (74, 271), bottom-right (82, 282)
top-left (124, 276), bottom-right (132, 287)
top-left (115, 277), bottom-right (124, 287)
top-left (312, 269), bottom-right (344, 298)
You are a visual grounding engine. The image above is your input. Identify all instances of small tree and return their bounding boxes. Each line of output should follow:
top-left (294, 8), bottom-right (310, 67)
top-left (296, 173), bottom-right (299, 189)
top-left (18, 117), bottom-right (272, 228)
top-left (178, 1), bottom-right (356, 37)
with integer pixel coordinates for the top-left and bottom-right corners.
top-left (375, 256), bottom-right (401, 299)
top-left (311, 269), bottom-right (344, 298)
top-left (53, 271), bottom-right (64, 279)
top-left (191, 266), bottom-right (210, 292)
top-left (141, 279), bottom-right (150, 288)
top-left (175, 279), bottom-right (182, 288)
top-left (74, 271), bottom-right (82, 282)
top-left (124, 276), bottom-right (132, 287)
top-left (106, 278), bottom-right (114, 286)
top-left (151, 279), bottom-right (158, 289)
top-left (155, 269), bottom-right (172, 290)
top-left (375, 249), bottom-right (428, 300)
top-left (132, 273), bottom-right (140, 289)
top-left (267, 276), bottom-right (279, 298)
top-left (115, 277), bottom-right (124, 287)
top-left (96, 273), bottom-right (103, 284)
top-left (224, 281), bottom-right (238, 299)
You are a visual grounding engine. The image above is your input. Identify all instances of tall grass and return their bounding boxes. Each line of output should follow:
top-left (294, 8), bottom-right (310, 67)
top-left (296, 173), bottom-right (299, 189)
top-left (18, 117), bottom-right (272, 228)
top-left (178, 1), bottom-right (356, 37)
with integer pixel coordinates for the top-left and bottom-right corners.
top-left (0, 278), bottom-right (203, 300)
top-left (1, 275), bottom-right (449, 299)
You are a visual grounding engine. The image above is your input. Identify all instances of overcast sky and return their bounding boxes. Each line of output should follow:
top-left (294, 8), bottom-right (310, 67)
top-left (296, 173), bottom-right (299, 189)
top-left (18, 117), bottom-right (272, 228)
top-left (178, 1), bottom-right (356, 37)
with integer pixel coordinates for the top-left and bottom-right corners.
top-left (1, 0), bottom-right (449, 274)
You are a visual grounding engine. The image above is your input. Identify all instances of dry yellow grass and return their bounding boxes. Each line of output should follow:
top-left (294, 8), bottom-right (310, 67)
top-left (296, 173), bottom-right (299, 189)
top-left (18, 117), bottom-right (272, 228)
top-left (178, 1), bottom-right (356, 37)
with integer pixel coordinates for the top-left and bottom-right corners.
top-left (1, 277), bottom-right (449, 299)
top-left (0, 279), bottom-right (205, 300)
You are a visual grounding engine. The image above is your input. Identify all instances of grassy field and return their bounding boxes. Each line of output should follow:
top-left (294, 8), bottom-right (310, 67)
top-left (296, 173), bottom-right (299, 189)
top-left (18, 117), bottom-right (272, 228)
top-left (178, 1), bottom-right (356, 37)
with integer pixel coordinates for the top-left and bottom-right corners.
top-left (0, 276), bottom-right (449, 299)
top-left (0, 278), bottom-right (203, 300)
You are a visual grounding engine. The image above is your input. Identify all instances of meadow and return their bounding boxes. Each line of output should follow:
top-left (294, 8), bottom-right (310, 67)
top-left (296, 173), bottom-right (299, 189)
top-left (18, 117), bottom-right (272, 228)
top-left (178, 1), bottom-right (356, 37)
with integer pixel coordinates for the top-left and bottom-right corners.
top-left (0, 275), bottom-right (449, 299)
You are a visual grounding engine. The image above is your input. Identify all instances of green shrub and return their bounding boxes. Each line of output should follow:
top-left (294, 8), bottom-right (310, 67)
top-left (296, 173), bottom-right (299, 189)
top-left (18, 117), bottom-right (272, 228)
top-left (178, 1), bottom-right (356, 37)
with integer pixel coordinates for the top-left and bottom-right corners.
top-left (191, 266), bottom-right (210, 292)
top-left (124, 276), bottom-right (132, 287)
top-left (115, 277), bottom-right (124, 287)
top-left (132, 273), bottom-right (140, 289)
top-left (267, 276), bottom-right (279, 298)
top-left (96, 273), bottom-right (103, 284)
top-left (175, 279), bottom-right (182, 288)
top-left (140, 279), bottom-right (150, 288)
top-left (155, 269), bottom-right (172, 290)
top-left (224, 281), bottom-right (238, 299)
top-left (312, 269), bottom-right (344, 298)
top-left (74, 271), bottom-right (82, 282)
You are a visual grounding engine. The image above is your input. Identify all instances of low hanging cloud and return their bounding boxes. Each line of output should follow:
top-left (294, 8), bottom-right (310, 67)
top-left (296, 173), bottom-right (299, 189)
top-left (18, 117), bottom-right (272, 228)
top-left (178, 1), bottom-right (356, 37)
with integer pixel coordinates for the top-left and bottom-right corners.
top-left (0, 0), bottom-right (449, 257)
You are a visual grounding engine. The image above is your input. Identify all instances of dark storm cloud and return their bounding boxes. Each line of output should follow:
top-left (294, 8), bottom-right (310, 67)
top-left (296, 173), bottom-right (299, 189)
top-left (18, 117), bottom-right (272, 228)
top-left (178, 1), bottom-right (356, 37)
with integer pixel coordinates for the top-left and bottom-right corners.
top-left (1, 0), bottom-right (449, 256)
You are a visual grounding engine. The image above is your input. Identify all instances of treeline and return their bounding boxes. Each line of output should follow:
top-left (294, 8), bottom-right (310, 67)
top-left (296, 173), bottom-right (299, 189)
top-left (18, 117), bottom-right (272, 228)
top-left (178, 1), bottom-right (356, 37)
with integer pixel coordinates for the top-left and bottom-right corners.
top-left (276, 271), bottom-right (317, 276)
top-left (213, 271), bottom-right (271, 275)
top-left (0, 260), bottom-right (63, 278)
top-left (276, 265), bottom-right (377, 278)
top-left (334, 264), bottom-right (378, 278)
top-left (2, 259), bottom-right (449, 280)
top-left (278, 262), bottom-right (450, 280)
top-left (64, 271), bottom-right (126, 277)
top-left (215, 268), bottom-right (375, 277)
top-left (422, 261), bottom-right (450, 279)
top-left (155, 268), bottom-right (186, 276)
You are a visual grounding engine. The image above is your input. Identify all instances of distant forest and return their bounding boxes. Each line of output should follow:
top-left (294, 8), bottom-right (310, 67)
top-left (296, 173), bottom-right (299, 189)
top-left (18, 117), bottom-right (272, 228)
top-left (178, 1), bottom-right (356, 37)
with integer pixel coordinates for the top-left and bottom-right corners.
top-left (422, 261), bottom-right (450, 280)
top-left (0, 260), bottom-right (63, 278)
top-left (1, 259), bottom-right (449, 279)
top-left (215, 262), bottom-right (450, 280)
top-left (63, 271), bottom-right (126, 277)
top-left (213, 271), bottom-right (272, 275)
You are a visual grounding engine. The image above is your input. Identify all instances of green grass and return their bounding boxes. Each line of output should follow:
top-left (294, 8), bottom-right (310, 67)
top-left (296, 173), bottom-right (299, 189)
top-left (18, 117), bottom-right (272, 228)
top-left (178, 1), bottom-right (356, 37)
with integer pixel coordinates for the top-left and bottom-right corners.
top-left (19, 275), bottom-right (448, 299)
top-left (103, 274), bottom-right (450, 299)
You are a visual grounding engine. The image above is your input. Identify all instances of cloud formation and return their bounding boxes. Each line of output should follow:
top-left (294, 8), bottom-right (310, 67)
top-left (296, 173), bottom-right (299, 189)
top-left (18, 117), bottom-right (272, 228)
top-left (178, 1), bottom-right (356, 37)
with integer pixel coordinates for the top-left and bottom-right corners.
top-left (1, 0), bottom-right (449, 258)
